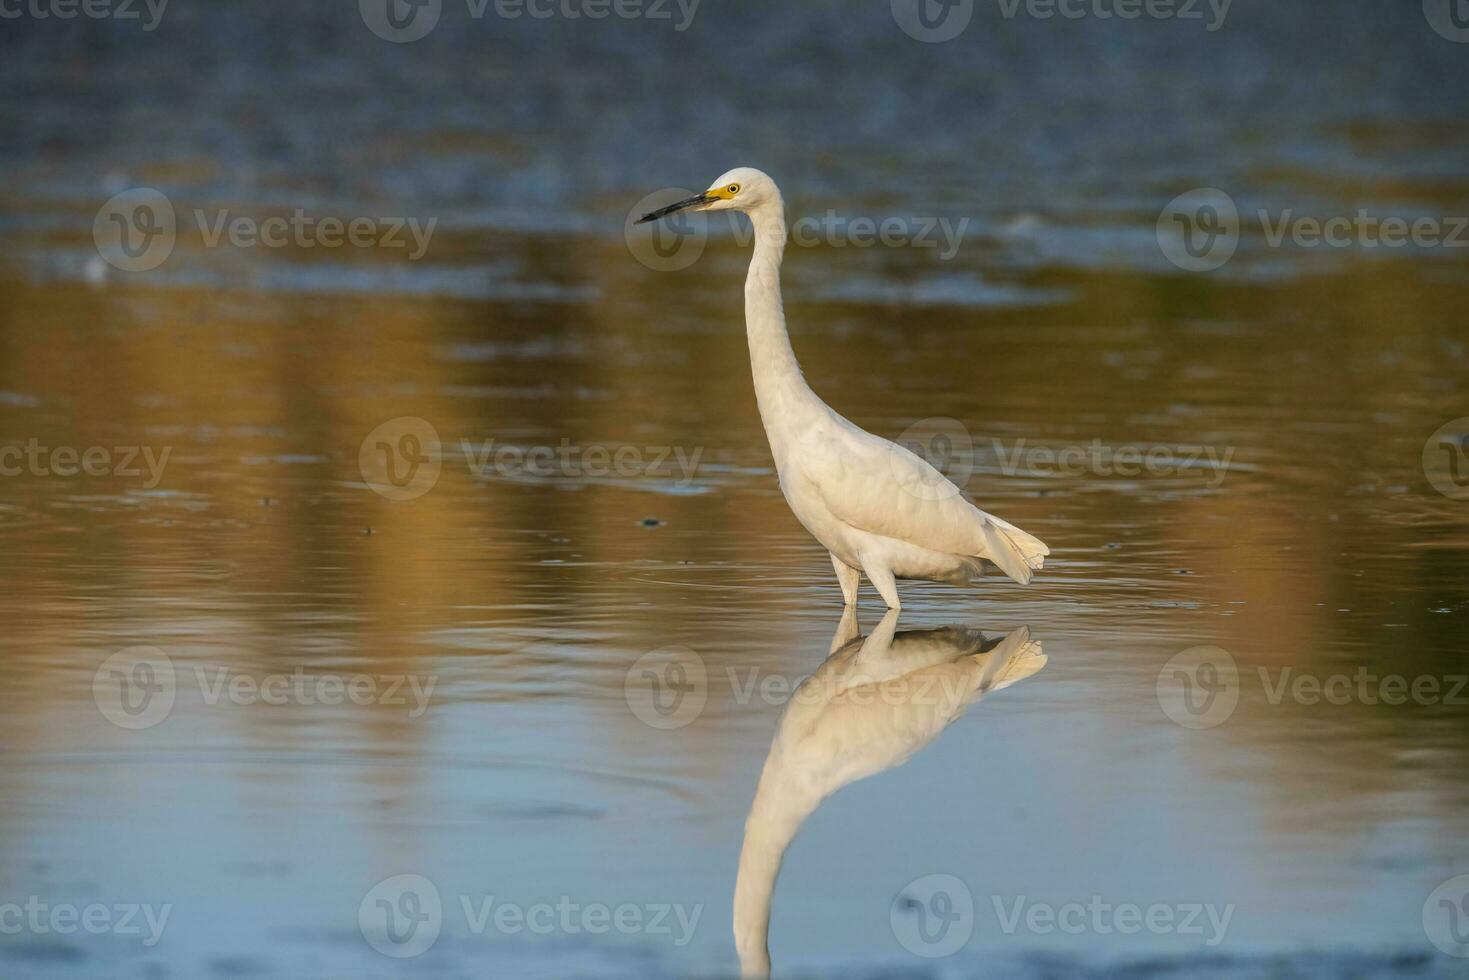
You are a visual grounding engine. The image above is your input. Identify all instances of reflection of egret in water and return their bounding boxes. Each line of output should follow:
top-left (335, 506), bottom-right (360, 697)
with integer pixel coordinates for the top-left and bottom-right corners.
top-left (732, 610), bottom-right (1046, 976)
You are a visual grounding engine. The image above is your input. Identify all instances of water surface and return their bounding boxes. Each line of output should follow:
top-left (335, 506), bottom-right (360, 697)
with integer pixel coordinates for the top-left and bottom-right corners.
top-left (2, 3), bottom-right (1469, 977)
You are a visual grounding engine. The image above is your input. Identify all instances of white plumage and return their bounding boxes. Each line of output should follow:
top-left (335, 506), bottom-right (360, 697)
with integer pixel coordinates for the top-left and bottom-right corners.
top-left (639, 168), bottom-right (1049, 608)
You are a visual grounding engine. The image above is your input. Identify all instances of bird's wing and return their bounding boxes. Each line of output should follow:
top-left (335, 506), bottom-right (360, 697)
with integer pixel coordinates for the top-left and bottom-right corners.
top-left (794, 421), bottom-right (1047, 583)
top-left (797, 422), bottom-right (991, 556)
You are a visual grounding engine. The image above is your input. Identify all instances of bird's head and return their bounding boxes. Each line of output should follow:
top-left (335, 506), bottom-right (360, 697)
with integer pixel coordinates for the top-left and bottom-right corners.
top-left (636, 167), bottom-right (780, 224)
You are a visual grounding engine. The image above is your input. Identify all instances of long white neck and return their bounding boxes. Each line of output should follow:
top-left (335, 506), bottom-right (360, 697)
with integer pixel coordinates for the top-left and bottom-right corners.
top-left (743, 203), bottom-right (826, 456)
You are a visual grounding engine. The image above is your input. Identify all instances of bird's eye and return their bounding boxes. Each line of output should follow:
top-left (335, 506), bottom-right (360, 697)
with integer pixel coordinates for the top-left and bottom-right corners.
top-left (727, 184), bottom-right (740, 194)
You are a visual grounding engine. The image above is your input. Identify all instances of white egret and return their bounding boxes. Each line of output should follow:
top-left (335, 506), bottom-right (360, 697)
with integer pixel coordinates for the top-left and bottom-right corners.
top-left (638, 168), bottom-right (1049, 609)
top-left (732, 609), bottom-right (1046, 976)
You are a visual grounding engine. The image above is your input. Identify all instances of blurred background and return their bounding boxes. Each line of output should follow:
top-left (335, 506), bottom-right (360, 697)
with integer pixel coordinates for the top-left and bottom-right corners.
top-left (2, 1), bottom-right (1469, 977)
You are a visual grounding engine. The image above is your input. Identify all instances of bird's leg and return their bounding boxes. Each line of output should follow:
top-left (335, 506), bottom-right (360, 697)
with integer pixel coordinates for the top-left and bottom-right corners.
top-left (831, 554), bottom-right (860, 606)
top-left (862, 559), bottom-right (901, 611)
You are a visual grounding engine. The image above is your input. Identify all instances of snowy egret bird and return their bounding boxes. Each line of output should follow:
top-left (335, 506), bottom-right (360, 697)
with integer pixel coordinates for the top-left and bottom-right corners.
top-left (638, 168), bottom-right (1049, 609)
top-left (732, 609), bottom-right (1046, 976)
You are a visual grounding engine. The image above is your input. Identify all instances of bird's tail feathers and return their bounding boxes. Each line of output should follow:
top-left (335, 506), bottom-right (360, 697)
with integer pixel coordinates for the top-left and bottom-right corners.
top-left (978, 518), bottom-right (1049, 585)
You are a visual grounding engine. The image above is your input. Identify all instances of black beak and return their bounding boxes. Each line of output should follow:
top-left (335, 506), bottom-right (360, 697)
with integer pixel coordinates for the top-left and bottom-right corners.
top-left (636, 193), bottom-right (712, 224)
